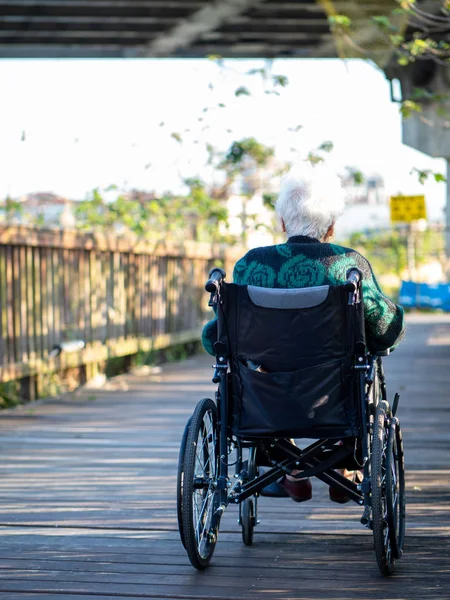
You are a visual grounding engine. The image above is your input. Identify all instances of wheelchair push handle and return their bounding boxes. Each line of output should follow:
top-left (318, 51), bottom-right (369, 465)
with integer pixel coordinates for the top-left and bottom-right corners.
top-left (345, 268), bottom-right (361, 293)
top-left (205, 267), bottom-right (226, 293)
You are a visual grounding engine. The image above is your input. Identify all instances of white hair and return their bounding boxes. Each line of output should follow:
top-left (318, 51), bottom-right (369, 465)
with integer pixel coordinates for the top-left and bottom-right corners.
top-left (275, 162), bottom-right (345, 240)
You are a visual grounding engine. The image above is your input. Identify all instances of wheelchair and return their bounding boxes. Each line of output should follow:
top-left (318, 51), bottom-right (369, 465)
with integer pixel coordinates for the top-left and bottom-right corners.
top-left (177, 267), bottom-right (406, 577)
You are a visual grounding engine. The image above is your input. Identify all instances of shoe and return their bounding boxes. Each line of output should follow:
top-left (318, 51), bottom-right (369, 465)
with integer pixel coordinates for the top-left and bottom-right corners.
top-left (279, 476), bottom-right (312, 502)
top-left (329, 470), bottom-right (363, 504)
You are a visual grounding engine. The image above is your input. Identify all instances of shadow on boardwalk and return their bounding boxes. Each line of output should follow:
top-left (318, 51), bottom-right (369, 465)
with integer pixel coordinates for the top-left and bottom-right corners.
top-left (0, 314), bottom-right (449, 599)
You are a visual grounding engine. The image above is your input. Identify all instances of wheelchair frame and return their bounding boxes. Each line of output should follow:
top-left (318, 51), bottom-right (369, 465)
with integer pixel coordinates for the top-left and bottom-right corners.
top-left (178, 268), bottom-right (405, 576)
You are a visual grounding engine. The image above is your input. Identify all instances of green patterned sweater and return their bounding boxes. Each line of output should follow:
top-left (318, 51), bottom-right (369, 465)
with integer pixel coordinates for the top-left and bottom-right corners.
top-left (202, 235), bottom-right (405, 355)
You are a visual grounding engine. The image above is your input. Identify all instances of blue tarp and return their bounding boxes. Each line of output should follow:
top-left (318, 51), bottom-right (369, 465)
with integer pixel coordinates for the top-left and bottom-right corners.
top-left (399, 280), bottom-right (450, 311)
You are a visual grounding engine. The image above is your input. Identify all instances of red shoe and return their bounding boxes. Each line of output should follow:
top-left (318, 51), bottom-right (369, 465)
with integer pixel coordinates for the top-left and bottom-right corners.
top-left (280, 476), bottom-right (312, 502)
top-left (329, 470), bottom-right (363, 504)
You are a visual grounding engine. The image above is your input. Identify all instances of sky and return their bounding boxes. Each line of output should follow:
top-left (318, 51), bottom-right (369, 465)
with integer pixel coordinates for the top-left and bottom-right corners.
top-left (0, 57), bottom-right (447, 219)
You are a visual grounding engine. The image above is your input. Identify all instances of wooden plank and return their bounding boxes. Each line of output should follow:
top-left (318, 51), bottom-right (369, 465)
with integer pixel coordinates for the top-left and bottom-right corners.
top-left (26, 245), bottom-right (36, 362)
top-left (40, 247), bottom-right (50, 357)
top-left (77, 250), bottom-right (87, 344)
top-left (0, 245), bottom-right (7, 365)
top-left (12, 246), bottom-right (22, 363)
top-left (89, 251), bottom-right (99, 343)
top-left (5, 245), bottom-right (16, 363)
top-left (33, 246), bottom-right (43, 359)
top-left (51, 247), bottom-right (61, 349)
top-left (17, 245), bottom-right (28, 362)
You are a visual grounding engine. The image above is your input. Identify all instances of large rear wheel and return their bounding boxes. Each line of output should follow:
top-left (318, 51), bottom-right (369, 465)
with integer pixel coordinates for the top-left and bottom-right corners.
top-left (182, 398), bottom-right (221, 570)
top-left (372, 399), bottom-right (396, 576)
top-left (177, 417), bottom-right (191, 549)
top-left (386, 418), bottom-right (406, 560)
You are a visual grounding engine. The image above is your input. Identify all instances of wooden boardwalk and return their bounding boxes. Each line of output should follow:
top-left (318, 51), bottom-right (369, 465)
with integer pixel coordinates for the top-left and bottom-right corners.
top-left (0, 313), bottom-right (449, 599)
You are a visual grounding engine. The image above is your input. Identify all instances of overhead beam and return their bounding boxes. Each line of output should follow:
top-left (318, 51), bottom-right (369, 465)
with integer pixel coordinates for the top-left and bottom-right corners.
top-left (136, 0), bottom-right (268, 57)
top-left (0, 43), bottom-right (127, 57)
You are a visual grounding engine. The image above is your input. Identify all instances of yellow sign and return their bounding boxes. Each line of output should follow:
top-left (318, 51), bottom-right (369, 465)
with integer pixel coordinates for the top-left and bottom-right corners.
top-left (390, 195), bottom-right (427, 223)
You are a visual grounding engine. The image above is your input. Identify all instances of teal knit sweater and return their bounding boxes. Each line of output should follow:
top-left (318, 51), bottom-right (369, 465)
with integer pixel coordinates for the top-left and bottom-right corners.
top-left (202, 235), bottom-right (405, 355)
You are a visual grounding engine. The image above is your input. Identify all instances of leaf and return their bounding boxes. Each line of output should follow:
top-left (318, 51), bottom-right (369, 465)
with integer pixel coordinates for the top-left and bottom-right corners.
top-left (328, 14), bottom-right (352, 30)
top-left (235, 86), bottom-right (251, 97)
top-left (318, 140), bottom-right (334, 153)
top-left (170, 132), bottom-right (182, 143)
top-left (410, 167), bottom-right (430, 184)
top-left (218, 103), bottom-right (226, 108)
top-left (398, 0), bottom-right (416, 9)
top-left (307, 152), bottom-right (324, 165)
top-left (397, 55), bottom-right (410, 66)
top-left (247, 68), bottom-right (267, 77)
top-left (346, 168), bottom-right (364, 185)
top-left (372, 15), bottom-right (397, 31)
top-left (400, 100), bottom-right (422, 118)
top-left (390, 34), bottom-right (404, 46)
top-left (433, 172), bottom-right (447, 183)
top-left (272, 74), bottom-right (289, 87)
top-left (207, 54), bottom-right (222, 61)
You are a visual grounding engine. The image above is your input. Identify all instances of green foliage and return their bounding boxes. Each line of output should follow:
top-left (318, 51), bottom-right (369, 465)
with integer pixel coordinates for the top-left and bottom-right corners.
top-left (347, 230), bottom-right (407, 279)
top-left (400, 100), bottom-right (422, 118)
top-left (410, 167), bottom-right (447, 184)
top-left (306, 152), bottom-right (324, 165)
top-left (235, 86), bottom-right (251, 97)
top-left (349, 169), bottom-right (365, 185)
top-left (262, 192), bottom-right (277, 211)
top-left (318, 140), bottom-right (334, 153)
top-left (74, 181), bottom-right (229, 243)
top-left (272, 74), bottom-right (289, 88)
top-left (224, 137), bottom-right (274, 168)
top-left (0, 196), bottom-right (24, 222)
top-left (345, 227), bottom-right (445, 299)
top-left (328, 14), bottom-right (352, 32)
top-left (372, 15), bottom-right (398, 31)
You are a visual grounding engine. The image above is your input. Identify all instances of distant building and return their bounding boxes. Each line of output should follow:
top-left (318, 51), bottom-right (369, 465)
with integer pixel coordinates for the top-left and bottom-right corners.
top-left (340, 172), bottom-right (386, 205)
top-left (0, 192), bottom-right (77, 227)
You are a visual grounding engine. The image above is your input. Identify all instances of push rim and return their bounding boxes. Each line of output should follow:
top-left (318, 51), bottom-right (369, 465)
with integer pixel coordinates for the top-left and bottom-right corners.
top-left (182, 398), bottom-right (220, 569)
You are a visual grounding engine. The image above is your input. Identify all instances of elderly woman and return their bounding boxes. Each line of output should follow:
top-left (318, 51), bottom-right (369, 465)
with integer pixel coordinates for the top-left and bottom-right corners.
top-left (202, 162), bottom-right (405, 502)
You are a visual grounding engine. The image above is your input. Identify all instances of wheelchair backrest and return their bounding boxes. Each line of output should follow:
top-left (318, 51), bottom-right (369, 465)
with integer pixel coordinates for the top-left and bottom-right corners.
top-left (216, 282), bottom-right (365, 439)
top-left (218, 282), bottom-right (364, 373)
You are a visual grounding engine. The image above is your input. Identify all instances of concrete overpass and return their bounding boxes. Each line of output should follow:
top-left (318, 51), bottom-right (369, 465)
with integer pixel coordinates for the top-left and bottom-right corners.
top-left (0, 0), bottom-right (414, 60)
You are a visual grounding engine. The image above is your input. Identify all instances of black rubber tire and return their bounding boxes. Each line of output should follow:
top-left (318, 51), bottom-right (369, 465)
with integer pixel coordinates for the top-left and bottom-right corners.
top-left (177, 417), bottom-right (191, 549)
top-left (372, 399), bottom-right (396, 576)
top-left (241, 446), bottom-right (257, 546)
top-left (386, 419), bottom-right (406, 560)
top-left (182, 398), bottom-right (220, 570)
top-left (242, 498), bottom-right (254, 546)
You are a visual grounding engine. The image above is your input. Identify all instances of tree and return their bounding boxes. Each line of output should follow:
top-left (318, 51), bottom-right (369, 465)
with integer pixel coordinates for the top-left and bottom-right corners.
top-left (323, 0), bottom-right (450, 183)
top-left (0, 196), bottom-right (24, 224)
top-left (73, 182), bottom-right (230, 244)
